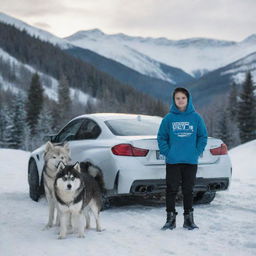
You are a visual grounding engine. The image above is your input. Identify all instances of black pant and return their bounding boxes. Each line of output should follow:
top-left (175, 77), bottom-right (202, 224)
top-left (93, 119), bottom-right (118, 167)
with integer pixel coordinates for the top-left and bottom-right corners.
top-left (165, 163), bottom-right (197, 214)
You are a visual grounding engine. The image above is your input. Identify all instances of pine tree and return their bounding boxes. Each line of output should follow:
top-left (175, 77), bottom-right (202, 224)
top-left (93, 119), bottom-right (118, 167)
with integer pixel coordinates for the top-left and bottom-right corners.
top-left (226, 82), bottom-right (241, 148)
top-left (0, 105), bottom-right (8, 147)
top-left (11, 94), bottom-right (27, 149)
top-left (23, 122), bottom-right (33, 151)
top-left (2, 104), bottom-right (15, 148)
top-left (58, 74), bottom-right (71, 124)
top-left (33, 106), bottom-right (54, 148)
top-left (2, 94), bottom-right (27, 149)
top-left (237, 72), bottom-right (256, 143)
top-left (50, 101), bottom-right (62, 133)
top-left (214, 106), bottom-right (233, 148)
top-left (228, 82), bottom-right (238, 122)
top-left (26, 73), bottom-right (44, 134)
top-left (0, 94), bottom-right (5, 146)
top-left (84, 98), bottom-right (95, 114)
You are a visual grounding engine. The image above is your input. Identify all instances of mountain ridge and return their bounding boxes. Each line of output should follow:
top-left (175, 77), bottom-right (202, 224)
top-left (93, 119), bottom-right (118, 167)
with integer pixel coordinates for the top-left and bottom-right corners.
top-left (66, 29), bottom-right (256, 76)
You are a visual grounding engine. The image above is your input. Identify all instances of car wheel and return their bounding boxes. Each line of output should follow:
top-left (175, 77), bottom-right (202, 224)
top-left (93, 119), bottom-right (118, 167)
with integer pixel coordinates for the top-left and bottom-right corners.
top-left (28, 159), bottom-right (40, 202)
top-left (101, 194), bottom-right (111, 211)
top-left (194, 191), bottom-right (216, 204)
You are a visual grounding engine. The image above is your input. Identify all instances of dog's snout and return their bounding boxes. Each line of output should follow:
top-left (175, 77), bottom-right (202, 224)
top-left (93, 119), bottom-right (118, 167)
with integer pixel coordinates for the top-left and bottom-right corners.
top-left (67, 184), bottom-right (72, 190)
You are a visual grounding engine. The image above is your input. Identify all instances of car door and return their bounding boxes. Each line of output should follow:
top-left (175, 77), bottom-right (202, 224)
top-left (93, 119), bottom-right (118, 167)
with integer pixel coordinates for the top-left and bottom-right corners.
top-left (67, 118), bottom-right (103, 164)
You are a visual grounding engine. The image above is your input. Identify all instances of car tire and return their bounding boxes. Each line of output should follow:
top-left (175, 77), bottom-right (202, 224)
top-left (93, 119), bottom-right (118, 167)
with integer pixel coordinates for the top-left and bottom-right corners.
top-left (194, 191), bottom-right (216, 204)
top-left (101, 194), bottom-right (111, 211)
top-left (28, 159), bottom-right (40, 202)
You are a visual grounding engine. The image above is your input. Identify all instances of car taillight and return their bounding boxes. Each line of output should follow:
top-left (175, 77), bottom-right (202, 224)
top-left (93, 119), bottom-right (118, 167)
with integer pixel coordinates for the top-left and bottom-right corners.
top-left (111, 144), bottom-right (149, 157)
top-left (210, 143), bottom-right (228, 155)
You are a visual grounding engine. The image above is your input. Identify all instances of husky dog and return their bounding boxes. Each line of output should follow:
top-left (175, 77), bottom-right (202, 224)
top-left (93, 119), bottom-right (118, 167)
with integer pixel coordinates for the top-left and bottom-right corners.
top-left (54, 162), bottom-right (104, 239)
top-left (43, 141), bottom-right (71, 229)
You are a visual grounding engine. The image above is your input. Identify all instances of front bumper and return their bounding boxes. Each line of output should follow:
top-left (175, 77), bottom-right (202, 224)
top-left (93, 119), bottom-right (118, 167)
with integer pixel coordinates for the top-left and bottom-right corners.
top-left (129, 177), bottom-right (230, 195)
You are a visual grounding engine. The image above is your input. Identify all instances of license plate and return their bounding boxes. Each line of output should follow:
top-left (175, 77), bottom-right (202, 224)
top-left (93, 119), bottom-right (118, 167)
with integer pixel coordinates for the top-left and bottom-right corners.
top-left (156, 150), bottom-right (165, 160)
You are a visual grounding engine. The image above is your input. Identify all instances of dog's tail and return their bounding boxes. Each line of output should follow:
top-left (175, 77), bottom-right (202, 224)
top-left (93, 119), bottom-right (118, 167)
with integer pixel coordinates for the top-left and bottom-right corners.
top-left (80, 162), bottom-right (105, 193)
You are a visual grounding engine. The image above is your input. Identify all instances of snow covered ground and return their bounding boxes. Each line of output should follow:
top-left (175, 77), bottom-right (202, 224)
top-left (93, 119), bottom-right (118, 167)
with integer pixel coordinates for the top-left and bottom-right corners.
top-left (0, 140), bottom-right (256, 256)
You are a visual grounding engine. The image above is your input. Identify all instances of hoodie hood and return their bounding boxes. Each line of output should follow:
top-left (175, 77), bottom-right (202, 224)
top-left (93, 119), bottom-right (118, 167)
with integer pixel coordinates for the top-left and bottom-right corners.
top-left (170, 91), bottom-right (195, 115)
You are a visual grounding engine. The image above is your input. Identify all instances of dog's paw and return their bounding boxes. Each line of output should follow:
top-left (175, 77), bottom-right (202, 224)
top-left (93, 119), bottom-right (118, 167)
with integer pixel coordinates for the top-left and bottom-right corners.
top-left (43, 224), bottom-right (52, 230)
top-left (58, 234), bottom-right (66, 239)
top-left (77, 233), bottom-right (85, 238)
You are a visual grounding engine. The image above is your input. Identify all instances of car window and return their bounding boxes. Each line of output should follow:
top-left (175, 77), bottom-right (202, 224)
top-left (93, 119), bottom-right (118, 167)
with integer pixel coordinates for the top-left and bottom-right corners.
top-left (53, 119), bottom-right (84, 143)
top-left (75, 119), bottom-right (101, 140)
top-left (104, 117), bottom-right (162, 136)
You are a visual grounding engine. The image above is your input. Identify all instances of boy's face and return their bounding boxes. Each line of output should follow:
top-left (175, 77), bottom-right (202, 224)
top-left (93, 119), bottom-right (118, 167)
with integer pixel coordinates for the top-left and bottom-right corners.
top-left (174, 92), bottom-right (188, 110)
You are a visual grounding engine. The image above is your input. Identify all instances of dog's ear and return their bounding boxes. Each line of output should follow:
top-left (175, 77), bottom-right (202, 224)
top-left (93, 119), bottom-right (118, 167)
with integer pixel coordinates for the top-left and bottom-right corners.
top-left (57, 161), bottom-right (66, 172)
top-left (45, 141), bottom-right (54, 152)
top-left (73, 162), bottom-right (81, 173)
top-left (63, 143), bottom-right (71, 161)
top-left (63, 142), bottom-right (70, 153)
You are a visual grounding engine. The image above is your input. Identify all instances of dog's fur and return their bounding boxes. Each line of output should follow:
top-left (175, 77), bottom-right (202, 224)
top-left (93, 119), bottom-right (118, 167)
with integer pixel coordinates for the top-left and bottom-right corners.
top-left (43, 141), bottom-right (71, 229)
top-left (54, 162), bottom-right (104, 239)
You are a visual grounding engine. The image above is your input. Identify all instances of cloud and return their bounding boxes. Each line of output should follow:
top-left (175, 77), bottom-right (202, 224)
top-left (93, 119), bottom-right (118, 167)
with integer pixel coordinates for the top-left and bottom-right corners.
top-left (1, 0), bottom-right (256, 41)
top-left (107, 0), bottom-right (256, 40)
top-left (2, 0), bottom-right (64, 16)
top-left (32, 22), bottom-right (51, 30)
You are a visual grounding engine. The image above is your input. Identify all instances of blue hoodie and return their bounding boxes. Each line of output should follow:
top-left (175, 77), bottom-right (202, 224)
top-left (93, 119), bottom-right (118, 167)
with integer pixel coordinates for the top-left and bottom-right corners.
top-left (157, 92), bottom-right (208, 164)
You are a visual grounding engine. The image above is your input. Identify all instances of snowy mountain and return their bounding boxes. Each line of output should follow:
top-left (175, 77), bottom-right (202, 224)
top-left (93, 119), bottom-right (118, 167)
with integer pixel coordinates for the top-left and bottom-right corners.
top-left (185, 51), bottom-right (256, 108)
top-left (0, 12), bottom-right (70, 49)
top-left (0, 47), bottom-right (95, 105)
top-left (1, 12), bottom-right (255, 108)
top-left (0, 18), bottom-right (167, 117)
top-left (65, 46), bottom-right (178, 102)
top-left (1, 11), bottom-right (256, 84)
top-left (0, 13), bottom-right (193, 85)
top-left (221, 52), bottom-right (256, 85)
top-left (1, 139), bottom-right (256, 256)
top-left (66, 29), bottom-right (256, 77)
top-left (65, 29), bottom-right (193, 84)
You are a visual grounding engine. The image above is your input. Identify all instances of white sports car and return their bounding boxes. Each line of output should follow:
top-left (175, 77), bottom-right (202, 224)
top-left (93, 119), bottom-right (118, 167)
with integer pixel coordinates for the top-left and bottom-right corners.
top-left (28, 113), bottom-right (232, 205)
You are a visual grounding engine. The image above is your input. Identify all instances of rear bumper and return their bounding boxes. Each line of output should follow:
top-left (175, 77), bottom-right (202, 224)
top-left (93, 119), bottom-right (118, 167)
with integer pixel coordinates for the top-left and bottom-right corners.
top-left (129, 177), bottom-right (230, 195)
top-left (113, 154), bottom-right (232, 194)
top-left (194, 177), bottom-right (229, 192)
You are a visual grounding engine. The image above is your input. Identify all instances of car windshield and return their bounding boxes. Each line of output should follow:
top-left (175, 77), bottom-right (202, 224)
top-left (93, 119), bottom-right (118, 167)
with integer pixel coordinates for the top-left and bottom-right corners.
top-left (104, 116), bottom-right (162, 136)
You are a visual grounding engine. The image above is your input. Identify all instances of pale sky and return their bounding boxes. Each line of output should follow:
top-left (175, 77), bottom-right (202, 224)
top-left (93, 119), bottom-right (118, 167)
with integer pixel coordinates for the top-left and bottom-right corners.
top-left (1, 0), bottom-right (256, 41)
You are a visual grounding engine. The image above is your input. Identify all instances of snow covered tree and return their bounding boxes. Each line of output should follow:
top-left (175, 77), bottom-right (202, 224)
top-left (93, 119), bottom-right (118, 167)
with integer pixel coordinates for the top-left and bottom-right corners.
top-left (237, 72), bottom-right (256, 144)
top-left (0, 94), bottom-right (5, 146)
top-left (11, 94), bottom-right (27, 148)
top-left (228, 82), bottom-right (238, 122)
top-left (22, 122), bottom-right (33, 151)
top-left (213, 106), bottom-right (233, 148)
top-left (2, 94), bottom-right (27, 149)
top-left (84, 98), bottom-right (95, 114)
top-left (26, 73), bottom-right (44, 134)
top-left (0, 105), bottom-right (8, 147)
top-left (58, 74), bottom-right (71, 124)
top-left (1, 103), bottom-right (15, 148)
top-left (50, 101), bottom-right (62, 132)
top-left (225, 82), bottom-right (241, 148)
top-left (33, 105), bottom-right (54, 148)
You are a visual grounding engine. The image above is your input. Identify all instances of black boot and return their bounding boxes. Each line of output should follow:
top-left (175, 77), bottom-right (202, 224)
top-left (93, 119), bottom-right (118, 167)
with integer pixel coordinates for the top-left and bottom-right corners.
top-left (183, 210), bottom-right (199, 230)
top-left (161, 212), bottom-right (177, 230)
